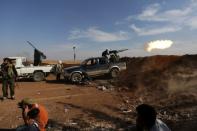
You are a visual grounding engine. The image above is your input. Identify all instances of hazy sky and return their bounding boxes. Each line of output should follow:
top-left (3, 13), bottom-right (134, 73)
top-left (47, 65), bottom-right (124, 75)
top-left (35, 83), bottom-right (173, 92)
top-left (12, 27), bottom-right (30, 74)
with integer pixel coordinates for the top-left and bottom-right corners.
top-left (0, 0), bottom-right (197, 60)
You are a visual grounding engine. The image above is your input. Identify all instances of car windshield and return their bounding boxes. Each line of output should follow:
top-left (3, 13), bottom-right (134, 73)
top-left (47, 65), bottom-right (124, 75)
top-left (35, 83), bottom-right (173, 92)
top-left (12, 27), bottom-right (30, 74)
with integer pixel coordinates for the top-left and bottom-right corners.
top-left (80, 58), bottom-right (99, 66)
top-left (81, 59), bottom-right (88, 66)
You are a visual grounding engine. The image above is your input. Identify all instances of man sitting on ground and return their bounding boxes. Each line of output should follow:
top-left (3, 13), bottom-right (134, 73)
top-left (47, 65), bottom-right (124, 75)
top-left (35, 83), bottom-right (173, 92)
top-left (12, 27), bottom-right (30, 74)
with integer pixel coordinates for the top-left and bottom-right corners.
top-left (17, 98), bottom-right (48, 131)
top-left (135, 104), bottom-right (171, 131)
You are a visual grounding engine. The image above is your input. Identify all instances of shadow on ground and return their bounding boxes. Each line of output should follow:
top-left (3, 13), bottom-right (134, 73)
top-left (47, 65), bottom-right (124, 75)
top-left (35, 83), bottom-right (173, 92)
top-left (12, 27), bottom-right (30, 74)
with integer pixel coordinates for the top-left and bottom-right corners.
top-left (53, 102), bottom-right (132, 130)
top-left (0, 129), bottom-right (15, 131)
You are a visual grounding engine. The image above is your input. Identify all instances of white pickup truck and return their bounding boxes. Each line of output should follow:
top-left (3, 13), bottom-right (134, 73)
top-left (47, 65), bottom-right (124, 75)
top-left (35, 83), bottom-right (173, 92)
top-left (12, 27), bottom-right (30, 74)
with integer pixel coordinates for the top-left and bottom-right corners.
top-left (3, 57), bottom-right (53, 81)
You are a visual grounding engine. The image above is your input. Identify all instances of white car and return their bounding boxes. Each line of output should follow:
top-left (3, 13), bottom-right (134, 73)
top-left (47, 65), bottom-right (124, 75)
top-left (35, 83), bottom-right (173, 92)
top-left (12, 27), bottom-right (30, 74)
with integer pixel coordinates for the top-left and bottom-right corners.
top-left (6, 57), bottom-right (53, 81)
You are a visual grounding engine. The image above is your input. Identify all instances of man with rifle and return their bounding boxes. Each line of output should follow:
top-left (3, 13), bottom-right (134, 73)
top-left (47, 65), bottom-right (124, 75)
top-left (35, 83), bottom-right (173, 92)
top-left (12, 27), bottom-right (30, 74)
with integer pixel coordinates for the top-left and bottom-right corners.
top-left (0, 58), bottom-right (18, 100)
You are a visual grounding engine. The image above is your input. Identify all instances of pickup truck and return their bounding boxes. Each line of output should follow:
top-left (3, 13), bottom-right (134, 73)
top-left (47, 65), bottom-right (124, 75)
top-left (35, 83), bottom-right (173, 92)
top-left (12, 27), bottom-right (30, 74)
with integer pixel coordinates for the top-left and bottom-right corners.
top-left (0, 57), bottom-right (53, 82)
top-left (64, 57), bottom-right (126, 83)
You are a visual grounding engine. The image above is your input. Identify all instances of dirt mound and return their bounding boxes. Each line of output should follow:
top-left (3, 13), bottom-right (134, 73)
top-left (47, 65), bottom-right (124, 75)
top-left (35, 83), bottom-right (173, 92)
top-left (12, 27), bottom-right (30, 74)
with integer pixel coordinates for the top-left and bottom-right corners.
top-left (117, 54), bottom-right (197, 104)
top-left (117, 54), bottom-right (197, 130)
top-left (119, 55), bottom-right (197, 90)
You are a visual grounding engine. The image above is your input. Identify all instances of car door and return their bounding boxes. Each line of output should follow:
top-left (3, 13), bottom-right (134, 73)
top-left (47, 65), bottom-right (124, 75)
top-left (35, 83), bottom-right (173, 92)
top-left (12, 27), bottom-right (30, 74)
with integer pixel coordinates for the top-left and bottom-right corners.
top-left (85, 58), bottom-right (100, 76)
top-left (96, 58), bottom-right (109, 75)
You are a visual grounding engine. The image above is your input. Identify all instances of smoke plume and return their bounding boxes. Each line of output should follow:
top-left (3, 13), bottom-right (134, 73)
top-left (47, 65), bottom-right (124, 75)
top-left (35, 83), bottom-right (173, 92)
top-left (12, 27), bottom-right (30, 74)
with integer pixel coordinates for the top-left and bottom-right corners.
top-left (145, 40), bottom-right (173, 52)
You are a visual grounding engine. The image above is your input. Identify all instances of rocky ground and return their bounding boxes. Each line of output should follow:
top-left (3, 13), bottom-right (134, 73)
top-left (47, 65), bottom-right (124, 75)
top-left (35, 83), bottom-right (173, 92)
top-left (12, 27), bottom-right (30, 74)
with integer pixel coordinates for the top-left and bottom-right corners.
top-left (0, 75), bottom-right (137, 130)
top-left (0, 55), bottom-right (197, 131)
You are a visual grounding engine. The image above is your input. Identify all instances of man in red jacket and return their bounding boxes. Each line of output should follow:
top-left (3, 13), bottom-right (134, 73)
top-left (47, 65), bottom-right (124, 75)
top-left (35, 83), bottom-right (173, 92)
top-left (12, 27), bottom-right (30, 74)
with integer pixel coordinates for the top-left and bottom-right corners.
top-left (17, 98), bottom-right (48, 131)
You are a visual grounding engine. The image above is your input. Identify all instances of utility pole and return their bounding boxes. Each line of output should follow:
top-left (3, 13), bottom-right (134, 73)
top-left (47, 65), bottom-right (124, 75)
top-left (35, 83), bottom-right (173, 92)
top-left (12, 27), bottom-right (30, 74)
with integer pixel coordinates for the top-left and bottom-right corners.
top-left (73, 46), bottom-right (76, 62)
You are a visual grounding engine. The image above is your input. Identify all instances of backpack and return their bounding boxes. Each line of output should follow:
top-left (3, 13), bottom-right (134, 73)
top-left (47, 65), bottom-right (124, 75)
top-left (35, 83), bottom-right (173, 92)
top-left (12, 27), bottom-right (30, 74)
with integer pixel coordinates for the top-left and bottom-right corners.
top-left (8, 64), bottom-right (15, 78)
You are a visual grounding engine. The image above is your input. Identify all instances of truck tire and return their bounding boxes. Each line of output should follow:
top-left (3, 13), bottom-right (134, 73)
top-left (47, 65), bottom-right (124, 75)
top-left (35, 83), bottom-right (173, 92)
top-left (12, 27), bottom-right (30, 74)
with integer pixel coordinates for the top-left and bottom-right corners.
top-left (110, 68), bottom-right (119, 78)
top-left (33, 72), bottom-right (45, 82)
top-left (71, 73), bottom-right (82, 83)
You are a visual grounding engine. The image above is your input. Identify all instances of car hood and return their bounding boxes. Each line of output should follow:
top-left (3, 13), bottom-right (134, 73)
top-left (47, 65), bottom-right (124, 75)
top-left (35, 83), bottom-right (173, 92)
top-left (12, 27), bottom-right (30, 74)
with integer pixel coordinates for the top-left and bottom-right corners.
top-left (64, 66), bottom-right (81, 71)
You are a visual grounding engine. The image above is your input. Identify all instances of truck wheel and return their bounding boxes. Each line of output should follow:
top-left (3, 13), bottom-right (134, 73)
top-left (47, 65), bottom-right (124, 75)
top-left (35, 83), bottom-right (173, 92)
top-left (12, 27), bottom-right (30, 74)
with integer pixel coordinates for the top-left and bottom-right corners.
top-left (33, 72), bottom-right (45, 82)
top-left (71, 73), bottom-right (82, 83)
top-left (110, 68), bottom-right (119, 78)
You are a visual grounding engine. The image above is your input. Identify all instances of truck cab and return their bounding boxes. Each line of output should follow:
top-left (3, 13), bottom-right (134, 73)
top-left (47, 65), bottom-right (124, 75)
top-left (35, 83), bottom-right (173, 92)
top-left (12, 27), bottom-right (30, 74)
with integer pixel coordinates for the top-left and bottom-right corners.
top-left (9, 57), bottom-right (27, 68)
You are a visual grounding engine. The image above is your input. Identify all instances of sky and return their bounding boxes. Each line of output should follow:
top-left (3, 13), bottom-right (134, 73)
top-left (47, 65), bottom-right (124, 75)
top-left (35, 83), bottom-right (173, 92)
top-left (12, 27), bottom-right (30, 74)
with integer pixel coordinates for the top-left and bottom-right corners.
top-left (0, 0), bottom-right (197, 60)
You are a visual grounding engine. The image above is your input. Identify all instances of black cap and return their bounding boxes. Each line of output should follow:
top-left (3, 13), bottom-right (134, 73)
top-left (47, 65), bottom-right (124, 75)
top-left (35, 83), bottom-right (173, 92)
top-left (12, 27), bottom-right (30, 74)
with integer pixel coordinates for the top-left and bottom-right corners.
top-left (3, 58), bottom-right (10, 62)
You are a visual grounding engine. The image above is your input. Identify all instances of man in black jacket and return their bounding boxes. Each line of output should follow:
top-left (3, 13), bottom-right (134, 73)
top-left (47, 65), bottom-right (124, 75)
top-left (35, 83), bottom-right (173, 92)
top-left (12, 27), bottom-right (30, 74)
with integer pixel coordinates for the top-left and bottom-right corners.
top-left (102, 49), bottom-right (109, 59)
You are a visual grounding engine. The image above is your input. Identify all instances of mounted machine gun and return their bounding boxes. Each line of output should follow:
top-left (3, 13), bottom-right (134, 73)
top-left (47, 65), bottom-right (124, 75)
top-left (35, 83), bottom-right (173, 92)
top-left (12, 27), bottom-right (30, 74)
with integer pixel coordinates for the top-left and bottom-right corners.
top-left (27, 41), bottom-right (46, 66)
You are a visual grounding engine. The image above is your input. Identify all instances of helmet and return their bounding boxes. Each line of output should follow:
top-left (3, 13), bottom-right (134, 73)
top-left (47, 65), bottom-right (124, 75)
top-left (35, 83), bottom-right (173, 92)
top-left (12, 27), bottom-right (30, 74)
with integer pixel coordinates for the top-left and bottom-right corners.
top-left (18, 98), bottom-right (35, 108)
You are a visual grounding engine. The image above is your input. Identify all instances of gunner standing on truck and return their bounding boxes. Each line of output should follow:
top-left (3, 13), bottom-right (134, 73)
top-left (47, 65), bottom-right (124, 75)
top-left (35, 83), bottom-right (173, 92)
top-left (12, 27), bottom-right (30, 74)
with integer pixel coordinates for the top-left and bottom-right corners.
top-left (102, 49), bottom-right (109, 59)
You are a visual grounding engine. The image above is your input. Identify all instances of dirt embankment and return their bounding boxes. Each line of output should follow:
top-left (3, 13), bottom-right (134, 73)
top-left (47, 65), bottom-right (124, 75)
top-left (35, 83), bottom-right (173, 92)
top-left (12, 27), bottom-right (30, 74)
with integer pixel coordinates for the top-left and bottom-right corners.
top-left (119, 55), bottom-right (197, 92)
top-left (117, 55), bottom-right (197, 130)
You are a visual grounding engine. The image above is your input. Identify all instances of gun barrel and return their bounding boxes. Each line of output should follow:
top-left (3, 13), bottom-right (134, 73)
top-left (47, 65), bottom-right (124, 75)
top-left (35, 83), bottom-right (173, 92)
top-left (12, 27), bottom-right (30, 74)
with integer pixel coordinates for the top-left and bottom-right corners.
top-left (117, 49), bottom-right (128, 53)
top-left (27, 41), bottom-right (47, 59)
top-left (27, 41), bottom-right (37, 49)
top-left (109, 49), bottom-right (128, 54)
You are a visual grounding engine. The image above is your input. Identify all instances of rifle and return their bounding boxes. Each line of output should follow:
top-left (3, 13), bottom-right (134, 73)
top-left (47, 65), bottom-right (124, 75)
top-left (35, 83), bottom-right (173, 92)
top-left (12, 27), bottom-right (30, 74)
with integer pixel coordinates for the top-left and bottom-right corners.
top-left (15, 80), bottom-right (20, 89)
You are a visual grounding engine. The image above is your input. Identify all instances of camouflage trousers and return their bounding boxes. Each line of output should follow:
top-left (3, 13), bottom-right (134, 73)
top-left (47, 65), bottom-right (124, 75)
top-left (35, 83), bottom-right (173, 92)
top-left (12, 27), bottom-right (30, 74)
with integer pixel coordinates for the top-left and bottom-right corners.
top-left (2, 78), bottom-right (15, 97)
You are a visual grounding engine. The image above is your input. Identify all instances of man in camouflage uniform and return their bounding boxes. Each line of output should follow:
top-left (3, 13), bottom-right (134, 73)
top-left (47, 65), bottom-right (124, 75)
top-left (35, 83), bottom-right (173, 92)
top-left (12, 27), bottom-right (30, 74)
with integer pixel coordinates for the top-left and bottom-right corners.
top-left (1, 58), bottom-right (18, 100)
